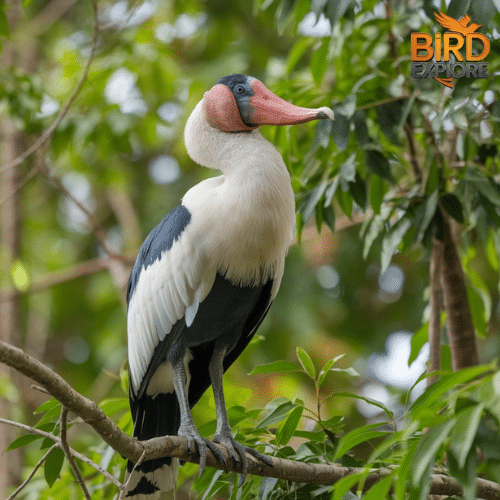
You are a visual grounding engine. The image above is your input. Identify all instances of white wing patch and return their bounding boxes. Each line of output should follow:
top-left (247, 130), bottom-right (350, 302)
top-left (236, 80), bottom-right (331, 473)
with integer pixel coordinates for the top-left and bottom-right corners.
top-left (128, 229), bottom-right (215, 395)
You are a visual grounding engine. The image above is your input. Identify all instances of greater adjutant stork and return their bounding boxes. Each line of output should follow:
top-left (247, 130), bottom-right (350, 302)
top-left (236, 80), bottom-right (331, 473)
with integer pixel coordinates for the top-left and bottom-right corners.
top-left (125, 74), bottom-right (334, 498)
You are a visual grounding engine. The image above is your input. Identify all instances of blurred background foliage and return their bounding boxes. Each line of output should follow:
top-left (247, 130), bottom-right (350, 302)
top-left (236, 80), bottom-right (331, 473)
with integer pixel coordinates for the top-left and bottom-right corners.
top-left (1, 0), bottom-right (500, 498)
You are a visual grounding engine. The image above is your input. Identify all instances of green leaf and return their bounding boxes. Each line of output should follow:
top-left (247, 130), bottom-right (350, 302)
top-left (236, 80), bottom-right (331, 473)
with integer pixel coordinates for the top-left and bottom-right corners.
top-left (362, 473), bottom-right (394, 500)
top-left (381, 217), bottom-right (412, 274)
top-left (362, 214), bottom-right (385, 259)
top-left (296, 212), bottom-right (303, 243)
top-left (353, 111), bottom-right (371, 146)
top-left (322, 204), bottom-right (336, 232)
top-left (44, 447), bottom-right (64, 488)
top-left (410, 419), bottom-right (456, 486)
top-left (466, 168), bottom-right (500, 206)
top-left (259, 477), bottom-right (279, 500)
top-left (300, 181), bottom-right (328, 224)
top-left (336, 186), bottom-right (353, 217)
top-left (296, 347), bottom-right (316, 379)
top-left (326, 0), bottom-right (356, 25)
top-left (375, 99), bottom-right (409, 145)
top-left (330, 367), bottom-right (359, 377)
top-left (336, 94), bottom-right (357, 119)
top-left (334, 423), bottom-right (391, 460)
top-left (449, 404), bottom-right (484, 469)
top-left (258, 399), bottom-right (297, 428)
top-left (447, 0), bottom-right (473, 21)
top-left (331, 112), bottom-right (350, 151)
top-left (410, 364), bottom-right (493, 418)
top-left (364, 149), bottom-right (395, 183)
top-left (285, 38), bottom-right (311, 75)
top-left (409, 323), bottom-right (429, 366)
top-left (7, 433), bottom-right (44, 451)
top-left (467, 285), bottom-right (488, 338)
top-left (310, 39), bottom-right (329, 85)
top-left (318, 356), bottom-right (341, 388)
top-left (331, 470), bottom-right (368, 500)
top-left (340, 154), bottom-right (356, 182)
top-left (349, 172), bottom-right (367, 210)
top-left (34, 398), bottom-right (61, 415)
top-left (250, 360), bottom-right (300, 375)
top-left (486, 229), bottom-right (500, 271)
top-left (276, 405), bottom-right (303, 445)
top-left (440, 193), bottom-right (465, 224)
top-left (369, 174), bottom-right (385, 214)
top-left (99, 398), bottom-right (129, 417)
top-left (333, 392), bottom-right (394, 420)
top-left (276, 0), bottom-right (297, 33)
top-left (415, 190), bottom-right (438, 244)
top-left (448, 447), bottom-right (477, 500)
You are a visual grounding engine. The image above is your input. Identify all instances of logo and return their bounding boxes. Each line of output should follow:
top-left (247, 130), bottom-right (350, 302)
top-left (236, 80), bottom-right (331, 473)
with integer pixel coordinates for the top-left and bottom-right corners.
top-left (411, 12), bottom-right (490, 88)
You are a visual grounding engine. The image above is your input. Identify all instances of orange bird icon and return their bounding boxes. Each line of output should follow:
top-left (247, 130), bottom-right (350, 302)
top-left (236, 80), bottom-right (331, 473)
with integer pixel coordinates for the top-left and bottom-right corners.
top-left (434, 11), bottom-right (482, 35)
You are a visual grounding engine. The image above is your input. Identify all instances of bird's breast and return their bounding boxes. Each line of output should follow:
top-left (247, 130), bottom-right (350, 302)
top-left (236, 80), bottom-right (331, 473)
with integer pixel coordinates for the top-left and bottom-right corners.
top-left (183, 173), bottom-right (295, 287)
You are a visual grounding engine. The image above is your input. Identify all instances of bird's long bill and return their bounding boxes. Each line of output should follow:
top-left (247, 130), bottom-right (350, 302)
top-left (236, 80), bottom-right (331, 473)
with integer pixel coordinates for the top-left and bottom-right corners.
top-left (249, 79), bottom-right (334, 125)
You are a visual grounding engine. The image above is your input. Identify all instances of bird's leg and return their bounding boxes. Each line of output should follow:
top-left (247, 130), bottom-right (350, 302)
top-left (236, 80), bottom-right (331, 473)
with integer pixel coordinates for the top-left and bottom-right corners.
top-left (172, 358), bottom-right (226, 476)
top-left (209, 348), bottom-right (273, 485)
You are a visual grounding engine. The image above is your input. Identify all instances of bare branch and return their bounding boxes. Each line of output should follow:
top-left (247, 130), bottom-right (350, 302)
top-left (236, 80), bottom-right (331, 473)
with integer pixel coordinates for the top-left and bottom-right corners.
top-left (0, 416), bottom-right (122, 489)
top-left (118, 448), bottom-right (146, 500)
top-left (0, 255), bottom-right (133, 303)
top-left (7, 443), bottom-right (59, 500)
top-left (60, 407), bottom-right (91, 500)
top-left (0, 1), bottom-right (99, 174)
top-left (40, 165), bottom-right (133, 263)
top-left (1, 340), bottom-right (499, 498)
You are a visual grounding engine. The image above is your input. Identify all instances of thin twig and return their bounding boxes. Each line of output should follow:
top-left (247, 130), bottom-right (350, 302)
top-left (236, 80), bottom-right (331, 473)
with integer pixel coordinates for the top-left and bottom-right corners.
top-left (31, 384), bottom-right (51, 396)
top-left (98, 0), bottom-right (143, 31)
top-left (0, 256), bottom-right (133, 303)
top-left (0, 0), bottom-right (99, 174)
top-left (40, 164), bottom-right (126, 261)
top-left (119, 448), bottom-right (146, 500)
top-left (356, 94), bottom-right (414, 111)
top-left (0, 157), bottom-right (42, 207)
top-left (7, 444), bottom-right (59, 500)
top-left (0, 416), bottom-right (122, 489)
top-left (60, 407), bottom-right (91, 500)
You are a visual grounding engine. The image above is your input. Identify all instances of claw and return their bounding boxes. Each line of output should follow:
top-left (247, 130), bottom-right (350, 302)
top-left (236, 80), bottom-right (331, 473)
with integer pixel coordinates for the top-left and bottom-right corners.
top-left (178, 424), bottom-right (227, 477)
top-left (213, 432), bottom-right (272, 486)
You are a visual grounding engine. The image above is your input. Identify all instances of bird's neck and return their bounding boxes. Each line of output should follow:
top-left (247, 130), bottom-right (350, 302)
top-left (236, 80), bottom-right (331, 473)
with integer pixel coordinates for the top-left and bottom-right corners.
top-left (183, 101), bottom-right (296, 286)
top-left (185, 101), bottom-right (284, 175)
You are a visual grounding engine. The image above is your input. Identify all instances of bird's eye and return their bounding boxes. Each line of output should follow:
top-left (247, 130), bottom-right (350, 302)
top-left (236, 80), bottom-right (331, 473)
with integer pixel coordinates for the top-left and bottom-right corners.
top-left (234, 85), bottom-right (245, 94)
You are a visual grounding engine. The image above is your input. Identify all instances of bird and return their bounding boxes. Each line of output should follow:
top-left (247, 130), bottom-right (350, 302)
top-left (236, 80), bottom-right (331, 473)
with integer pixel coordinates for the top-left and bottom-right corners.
top-left (125, 73), bottom-right (334, 498)
top-left (434, 11), bottom-right (482, 36)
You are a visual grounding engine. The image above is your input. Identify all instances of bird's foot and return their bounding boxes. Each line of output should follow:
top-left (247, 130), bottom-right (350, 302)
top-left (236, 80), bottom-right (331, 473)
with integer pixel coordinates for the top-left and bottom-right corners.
top-left (213, 431), bottom-right (273, 486)
top-left (177, 423), bottom-right (227, 476)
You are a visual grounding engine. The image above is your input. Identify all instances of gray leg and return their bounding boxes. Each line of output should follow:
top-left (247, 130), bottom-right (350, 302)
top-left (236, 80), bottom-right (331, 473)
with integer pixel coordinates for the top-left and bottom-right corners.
top-left (172, 358), bottom-right (226, 476)
top-left (209, 348), bottom-right (273, 486)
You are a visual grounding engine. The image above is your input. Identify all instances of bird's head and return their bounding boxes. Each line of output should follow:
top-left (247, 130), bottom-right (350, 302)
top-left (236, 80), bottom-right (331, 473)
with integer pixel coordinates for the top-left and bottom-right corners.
top-left (201, 74), bottom-right (334, 132)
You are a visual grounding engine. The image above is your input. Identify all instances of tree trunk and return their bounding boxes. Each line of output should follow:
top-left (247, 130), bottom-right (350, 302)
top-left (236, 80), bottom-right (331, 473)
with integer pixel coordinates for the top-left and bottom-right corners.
top-left (438, 208), bottom-right (479, 370)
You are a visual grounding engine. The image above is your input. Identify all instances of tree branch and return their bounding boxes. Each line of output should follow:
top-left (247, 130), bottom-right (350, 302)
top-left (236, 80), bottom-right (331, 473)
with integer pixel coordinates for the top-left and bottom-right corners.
top-left (0, 256), bottom-right (133, 303)
top-left (0, 1), bottom-right (99, 174)
top-left (1, 340), bottom-right (499, 498)
top-left (60, 407), bottom-right (91, 500)
top-left (6, 444), bottom-right (59, 500)
top-left (438, 208), bottom-right (479, 370)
